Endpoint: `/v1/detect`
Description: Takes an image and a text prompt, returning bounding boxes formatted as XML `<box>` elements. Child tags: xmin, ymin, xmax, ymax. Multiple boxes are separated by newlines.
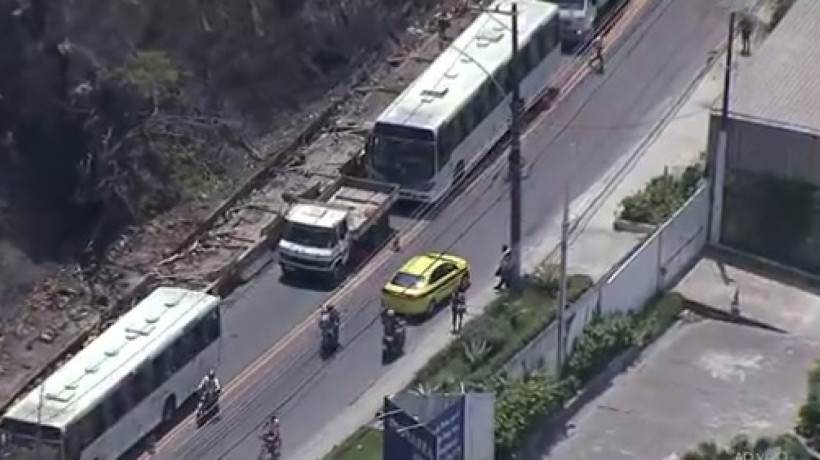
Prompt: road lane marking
<box><xmin>144</xmin><ymin>1</ymin><xmax>651</xmax><ymax>454</ymax></box>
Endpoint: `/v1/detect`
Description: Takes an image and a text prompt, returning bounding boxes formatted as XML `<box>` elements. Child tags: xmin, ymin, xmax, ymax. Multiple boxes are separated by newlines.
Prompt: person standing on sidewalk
<box><xmin>738</xmin><ymin>13</ymin><xmax>753</xmax><ymax>56</ymax></box>
<box><xmin>450</xmin><ymin>289</ymin><xmax>466</xmax><ymax>333</ymax></box>
<box><xmin>494</xmin><ymin>245</ymin><xmax>512</xmax><ymax>290</ymax></box>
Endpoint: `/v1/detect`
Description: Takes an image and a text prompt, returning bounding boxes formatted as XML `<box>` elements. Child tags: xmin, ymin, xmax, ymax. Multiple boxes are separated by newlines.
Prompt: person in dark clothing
<box><xmin>494</xmin><ymin>245</ymin><xmax>512</xmax><ymax>290</ymax></box>
<box><xmin>450</xmin><ymin>288</ymin><xmax>466</xmax><ymax>333</ymax></box>
<box><xmin>738</xmin><ymin>14</ymin><xmax>753</xmax><ymax>56</ymax></box>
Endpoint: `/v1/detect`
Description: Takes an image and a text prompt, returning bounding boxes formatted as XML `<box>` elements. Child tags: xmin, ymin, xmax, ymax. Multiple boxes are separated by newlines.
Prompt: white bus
<box><xmin>0</xmin><ymin>287</ymin><xmax>221</xmax><ymax>460</ymax></box>
<box><xmin>366</xmin><ymin>0</ymin><xmax>562</xmax><ymax>203</ymax></box>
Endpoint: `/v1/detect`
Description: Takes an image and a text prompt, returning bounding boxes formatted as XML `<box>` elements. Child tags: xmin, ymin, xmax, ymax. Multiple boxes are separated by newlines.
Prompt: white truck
<box><xmin>558</xmin><ymin>0</ymin><xmax>622</xmax><ymax>46</ymax></box>
<box><xmin>277</xmin><ymin>176</ymin><xmax>399</xmax><ymax>285</ymax></box>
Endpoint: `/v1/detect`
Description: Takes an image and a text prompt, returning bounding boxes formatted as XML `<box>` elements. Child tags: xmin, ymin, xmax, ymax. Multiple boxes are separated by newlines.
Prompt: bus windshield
<box><xmin>1</xmin><ymin>433</ymin><xmax>62</xmax><ymax>460</ymax></box>
<box><xmin>369</xmin><ymin>126</ymin><xmax>436</xmax><ymax>186</ymax></box>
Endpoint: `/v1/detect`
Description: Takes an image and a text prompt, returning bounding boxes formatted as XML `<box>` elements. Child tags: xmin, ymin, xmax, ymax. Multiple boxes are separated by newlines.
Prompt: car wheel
<box><xmin>424</xmin><ymin>300</ymin><xmax>437</xmax><ymax>318</ymax></box>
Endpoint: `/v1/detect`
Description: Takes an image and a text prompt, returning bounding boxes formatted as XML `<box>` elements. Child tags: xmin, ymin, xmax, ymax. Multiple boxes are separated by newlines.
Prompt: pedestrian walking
<box><xmin>436</xmin><ymin>11</ymin><xmax>451</xmax><ymax>51</ymax></box>
<box><xmin>451</xmin><ymin>289</ymin><xmax>466</xmax><ymax>333</ymax></box>
<box><xmin>590</xmin><ymin>35</ymin><xmax>604</xmax><ymax>73</ymax></box>
<box><xmin>494</xmin><ymin>245</ymin><xmax>512</xmax><ymax>290</ymax></box>
<box><xmin>739</xmin><ymin>14</ymin><xmax>753</xmax><ymax>56</ymax></box>
<box><xmin>730</xmin><ymin>286</ymin><xmax>741</xmax><ymax>317</ymax></box>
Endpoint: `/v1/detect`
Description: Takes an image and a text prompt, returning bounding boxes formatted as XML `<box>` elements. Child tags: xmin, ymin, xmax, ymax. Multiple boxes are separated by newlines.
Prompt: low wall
<box><xmin>502</xmin><ymin>184</ymin><xmax>710</xmax><ymax>377</ymax></box>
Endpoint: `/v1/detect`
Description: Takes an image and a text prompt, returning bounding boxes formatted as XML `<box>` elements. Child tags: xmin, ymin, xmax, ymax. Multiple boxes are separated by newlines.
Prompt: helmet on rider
<box><xmin>270</xmin><ymin>415</ymin><xmax>280</xmax><ymax>427</ymax></box>
<box><xmin>386</xmin><ymin>309</ymin><xmax>395</xmax><ymax>317</ymax></box>
<box><xmin>208</xmin><ymin>369</ymin><xmax>216</xmax><ymax>379</ymax></box>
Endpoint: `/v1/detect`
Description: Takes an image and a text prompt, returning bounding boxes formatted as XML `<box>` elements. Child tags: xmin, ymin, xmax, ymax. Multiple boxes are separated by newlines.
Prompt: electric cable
<box><xmin>17</xmin><ymin>1</ymin><xmax>654</xmax><ymax>458</ymax></box>
<box><xmin>172</xmin><ymin>2</ymin><xmax>661</xmax><ymax>457</ymax></box>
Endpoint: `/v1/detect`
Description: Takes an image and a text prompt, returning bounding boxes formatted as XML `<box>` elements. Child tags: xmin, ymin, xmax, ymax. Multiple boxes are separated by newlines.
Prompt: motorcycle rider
<box><xmin>198</xmin><ymin>369</ymin><xmax>221</xmax><ymax>407</ymax></box>
<box><xmin>382</xmin><ymin>309</ymin><xmax>404</xmax><ymax>340</ymax></box>
<box><xmin>259</xmin><ymin>415</ymin><xmax>282</xmax><ymax>452</ymax></box>
<box><xmin>319</xmin><ymin>305</ymin><xmax>340</xmax><ymax>334</ymax></box>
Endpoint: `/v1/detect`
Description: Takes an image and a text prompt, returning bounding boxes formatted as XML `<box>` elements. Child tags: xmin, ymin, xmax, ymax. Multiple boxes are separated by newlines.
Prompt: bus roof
<box><xmin>376</xmin><ymin>0</ymin><xmax>559</xmax><ymax>132</ymax></box>
<box><xmin>2</xmin><ymin>287</ymin><xmax>220</xmax><ymax>430</ymax></box>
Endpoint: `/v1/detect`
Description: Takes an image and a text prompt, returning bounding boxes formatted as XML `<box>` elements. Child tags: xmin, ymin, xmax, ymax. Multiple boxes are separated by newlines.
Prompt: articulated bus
<box><xmin>0</xmin><ymin>287</ymin><xmax>222</xmax><ymax>460</ymax></box>
<box><xmin>366</xmin><ymin>0</ymin><xmax>563</xmax><ymax>203</ymax></box>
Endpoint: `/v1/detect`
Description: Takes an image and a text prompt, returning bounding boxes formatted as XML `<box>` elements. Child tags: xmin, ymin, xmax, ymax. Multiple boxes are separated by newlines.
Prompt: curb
<box><xmin>612</xmin><ymin>218</ymin><xmax>657</xmax><ymax>234</ymax></box>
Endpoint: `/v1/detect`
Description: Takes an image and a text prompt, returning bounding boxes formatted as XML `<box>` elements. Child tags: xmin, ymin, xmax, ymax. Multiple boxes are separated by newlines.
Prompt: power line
<box><xmin>169</xmin><ymin>6</ymin><xmax>654</xmax><ymax>458</ymax></box>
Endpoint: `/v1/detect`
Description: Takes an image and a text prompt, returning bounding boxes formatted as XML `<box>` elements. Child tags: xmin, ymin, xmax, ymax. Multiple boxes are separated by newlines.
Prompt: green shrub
<box><xmin>412</xmin><ymin>276</ymin><xmax>595</xmax><ymax>389</ymax></box>
<box><xmin>494</xmin><ymin>293</ymin><xmax>684</xmax><ymax>456</ymax></box>
<box><xmin>494</xmin><ymin>372</ymin><xmax>573</xmax><ymax>456</ymax></box>
<box><xmin>619</xmin><ymin>164</ymin><xmax>703</xmax><ymax>225</ymax></box>
<box><xmin>633</xmin><ymin>293</ymin><xmax>685</xmax><ymax>345</ymax></box>
<box><xmin>796</xmin><ymin>362</ymin><xmax>820</xmax><ymax>449</ymax></box>
<box><xmin>563</xmin><ymin>313</ymin><xmax>635</xmax><ymax>385</ymax></box>
<box><xmin>681</xmin><ymin>433</ymin><xmax>814</xmax><ymax>460</ymax></box>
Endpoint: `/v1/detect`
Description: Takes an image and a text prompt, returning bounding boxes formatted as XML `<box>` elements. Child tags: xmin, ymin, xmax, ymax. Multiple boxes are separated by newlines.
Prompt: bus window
<box><xmin>151</xmin><ymin>353</ymin><xmax>171</xmax><ymax>387</ymax></box>
<box><xmin>134</xmin><ymin>365</ymin><xmax>153</xmax><ymax>403</ymax></box>
<box><xmin>89</xmin><ymin>405</ymin><xmax>106</xmax><ymax>440</ymax></box>
<box><xmin>205</xmin><ymin>309</ymin><xmax>221</xmax><ymax>342</ymax></box>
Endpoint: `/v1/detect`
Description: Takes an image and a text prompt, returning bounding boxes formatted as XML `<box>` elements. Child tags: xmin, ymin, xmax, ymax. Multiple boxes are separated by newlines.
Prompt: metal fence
<box><xmin>502</xmin><ymin>183</ymin><xmax>710</xmax><ymax>377</ymax></box>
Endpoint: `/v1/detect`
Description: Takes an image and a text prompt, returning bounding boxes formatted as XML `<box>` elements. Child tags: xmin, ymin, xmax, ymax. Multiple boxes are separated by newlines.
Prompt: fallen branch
<box><xmin>158</xmin><ymin>240</ymin><xmax>200</xmax><ymax>266</ymax></box>
<box><xmin>240</xmin><ymin>137</ymin><xmax>264</xmax><ymax>161</ymax></box>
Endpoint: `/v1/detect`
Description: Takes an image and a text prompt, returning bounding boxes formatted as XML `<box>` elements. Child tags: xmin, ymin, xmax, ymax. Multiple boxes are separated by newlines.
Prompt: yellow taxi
<box><xmin>381</xmin><ymin>252</ymin><xmax>470</xmax><ymax>317</ymax></box>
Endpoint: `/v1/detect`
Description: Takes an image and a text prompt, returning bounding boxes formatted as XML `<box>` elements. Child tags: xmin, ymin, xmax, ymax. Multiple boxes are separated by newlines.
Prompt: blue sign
<box><xmin>383</xmin><ymin>398</ymin><xmax>438</xmax><ymax>460</ymax></box>
<box><xmin>429</xmin><ymin>397</ymin><xmax>465</xmax><ymax>460</ymax></box>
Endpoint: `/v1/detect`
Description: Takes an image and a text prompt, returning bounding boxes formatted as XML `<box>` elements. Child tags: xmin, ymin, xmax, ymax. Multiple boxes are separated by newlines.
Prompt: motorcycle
<box><xmin>319</xmin><ymin>314</ymin><xmax>340</xmax><ymax>358</ymax></box>
<box><xmin>381</xmin><ymin>324</ymin><xmax>406</xmax><ymax>364</ymax></box>
<box><xmin>258</xmin><ymin>434</ymin><xmax>282</xmax><ymax>460</ymax></box>
<box><xmin>195</xmin><ymin>387</ymin><xmax>220</xmax><ymax>427</ymax></box>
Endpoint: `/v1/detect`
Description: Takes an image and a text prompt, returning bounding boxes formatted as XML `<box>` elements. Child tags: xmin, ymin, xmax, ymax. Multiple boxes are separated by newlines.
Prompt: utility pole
<box><xmin>557</xmin><ymin>185</ymin><xmax>570</xmax><ymax>372</ymax></box>
<box><xmin>508</xmin><ymin>1</ymin><xmax>523</xmax><ymax>287</ymax></box>
<box><xmin>721</xmin><ymin>12</ymin><xmax>736</xmax><ymax>125</ymax></box>
<box><xmin>711</xmin><ymin>11</ymin><xmax>735</xmax><ymax>244</ymax></box>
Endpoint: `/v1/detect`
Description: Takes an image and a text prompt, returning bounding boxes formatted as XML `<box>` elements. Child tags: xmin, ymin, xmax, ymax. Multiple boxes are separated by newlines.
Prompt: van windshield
<box><xmin>558</xmin><ymin>0</ymin><xmax>585</xmax><ymax>9</ymax></box>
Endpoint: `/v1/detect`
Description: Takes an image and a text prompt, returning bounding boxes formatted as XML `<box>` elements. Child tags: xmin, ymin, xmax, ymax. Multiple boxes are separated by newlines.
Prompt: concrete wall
<box><xmin>502</xmin><ymin>185</ymin><xmax>710</xmax><ymax>377</ymax></box>
<box><xmin>707</xmin><ymin>112</ymin><xmax>820</xmax><ymax>187</ymax></box>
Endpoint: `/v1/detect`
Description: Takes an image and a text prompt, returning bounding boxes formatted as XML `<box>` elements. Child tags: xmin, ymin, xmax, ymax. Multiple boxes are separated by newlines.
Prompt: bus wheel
<box><xmin>162</xmin><ymin>395</ymin><xmax>176</xmax><ymax>426</ymax></box>
<box><xmin>454</xmin><ymin>160</ymin><xmax>466</xmax><ymax>186</ymax></box>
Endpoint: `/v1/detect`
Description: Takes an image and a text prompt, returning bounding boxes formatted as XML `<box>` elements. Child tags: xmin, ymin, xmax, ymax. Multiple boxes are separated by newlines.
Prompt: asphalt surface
<box><xmin>147</xmin><ymin>0</ymin><xmax>740</xmax><ymax>457</ymax></box>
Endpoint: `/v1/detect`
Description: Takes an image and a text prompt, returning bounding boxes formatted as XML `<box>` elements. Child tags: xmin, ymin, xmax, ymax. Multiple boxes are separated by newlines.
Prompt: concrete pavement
<box><xmin>141</xmin><ymin>0</ymin><xmax>756</xmax><ymax>457</ymax></box>
<box><xmin>539</xmin><ymin>252</ymin><xmax>820</xmax><ymax>459</ymax></box>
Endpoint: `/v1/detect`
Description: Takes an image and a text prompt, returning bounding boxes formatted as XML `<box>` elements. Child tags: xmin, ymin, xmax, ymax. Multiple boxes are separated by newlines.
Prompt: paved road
<box><xmin>146</xmin><ymin>0</ymin><xmax>739</xmax><ymax>457</ymax></box>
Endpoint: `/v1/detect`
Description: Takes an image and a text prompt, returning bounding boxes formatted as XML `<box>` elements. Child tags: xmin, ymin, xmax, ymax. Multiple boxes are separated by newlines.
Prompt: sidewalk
<box><xmin>525</xmin><ymin>54</ymin><xmax>723</xmax><ymax>282</ymax></box>
<box><xmin>289</xmin><ymin>38</ymin><xmax>727</xmax><ymax>460</ymax></box>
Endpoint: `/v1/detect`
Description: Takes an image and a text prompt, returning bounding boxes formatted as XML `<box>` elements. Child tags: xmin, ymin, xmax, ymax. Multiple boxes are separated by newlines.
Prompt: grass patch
<box><xmin>618</xmin><ymin>164</ymin><xmax>702</xmax><ymax>225</ymax></box>
<box><xmin>411</xmin><ymin>274</ymin><xmax>593</xmax><ymax>392</ymax></box>
<box><xmin>324</xmin><ymin>427</ymin><xmax>383</xmax><ymax>460</ymax></box>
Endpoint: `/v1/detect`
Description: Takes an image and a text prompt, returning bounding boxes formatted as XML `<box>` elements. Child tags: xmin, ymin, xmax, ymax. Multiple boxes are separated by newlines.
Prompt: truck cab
<box><xmin>278</xmin><ymin>203</ymin><xmax>352</xmax><ymax>278</ymax></box>
<box><xmin>276</xmin><ymin>176</ymin><xmax>399</xmax><ymax>286</ymax></box>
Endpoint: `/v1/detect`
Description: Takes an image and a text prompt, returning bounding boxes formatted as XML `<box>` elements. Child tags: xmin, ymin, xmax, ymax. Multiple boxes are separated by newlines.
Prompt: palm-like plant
<box><xmin>462</xmin><ymin>339</ymin><xmax>491</xmax><ymax>367</ymax></box>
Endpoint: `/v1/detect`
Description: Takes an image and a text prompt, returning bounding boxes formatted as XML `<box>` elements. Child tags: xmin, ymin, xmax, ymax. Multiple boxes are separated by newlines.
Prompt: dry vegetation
<box><xmin>0</xmin><ymin>0</ymin><xmax>450</xmax><ymax>399</ymax></box>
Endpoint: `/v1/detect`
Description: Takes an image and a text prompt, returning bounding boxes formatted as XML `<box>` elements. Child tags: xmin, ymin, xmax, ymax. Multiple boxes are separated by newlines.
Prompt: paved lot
<box><xmin>541</xmin><ymin>254</ymin><xmax>820</xmax><ymax>459</ymax></box>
